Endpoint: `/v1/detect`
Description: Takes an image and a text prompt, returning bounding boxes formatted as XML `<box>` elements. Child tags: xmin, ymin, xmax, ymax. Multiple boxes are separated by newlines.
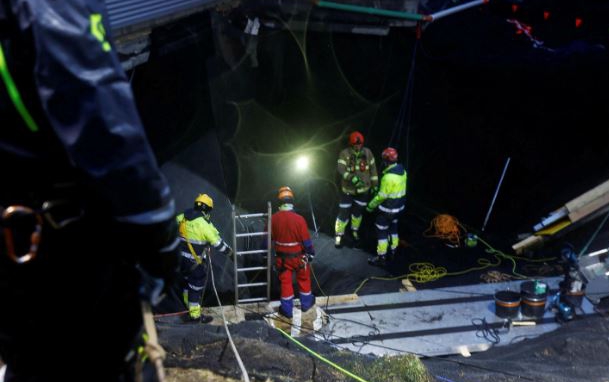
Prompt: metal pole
<box><xmin>307</xmin><ymin>180</ymin><xmax>319</xmax><ymax>237</ymax></box>
<box><xmin>482</xmin><ymin>157</ymin><xmax>511</xmax><ymax>232</ymax></box>
<box><xmin>429</xmin><ymin>0</ymin><xmax>488</xmax><ymax>21</ymax></box>
<box><xmin>314</xmin><ymin>0</ymin><xmax>430</xmax><ymax>21</ymax></box>
<box><xmin>232</xmin><ymin>205</ymin><xmax>239</xmax><ymax>305</ymax></box>
<box><xmin>266</xmin><ymin>201</ymin><xmax>272</xmax><ymax>301</ymax></box>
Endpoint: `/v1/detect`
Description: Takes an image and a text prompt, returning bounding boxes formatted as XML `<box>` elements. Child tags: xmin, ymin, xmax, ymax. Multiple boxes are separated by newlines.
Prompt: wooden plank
<box><xmin>265</xmin><ymin>294</ymin><xmax>359</xmax><ymax>310</ymax></box>
<box><xmin>401</xmin><ymin>279</ymin><xmax>417</xmax><ymax>292</ymax></box>
<box><xmin>568</xmin><ymin>192</ymin><xmax>609</xmax><ymax>223</ymax></box>
<box><xmin>512</xmin><ymin>235</ymin><xmax>544</xmax><ymax>254</ymax></box>
<box><xmin>565</xmin><ymin>180</ymin><xmax>609</xmax><ymax>213</ymax></box>
<box><xmin>315</xmin><ymin>293</ymin><xmax>359</xmax><ymax>306</ymax></box>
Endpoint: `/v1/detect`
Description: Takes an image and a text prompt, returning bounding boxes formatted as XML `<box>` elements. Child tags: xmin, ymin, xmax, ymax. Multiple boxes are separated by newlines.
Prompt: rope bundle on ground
<box><xmin>423</xmin><ymin>214</ymin><xmax>465</xmax><ymax>247</ymax></box>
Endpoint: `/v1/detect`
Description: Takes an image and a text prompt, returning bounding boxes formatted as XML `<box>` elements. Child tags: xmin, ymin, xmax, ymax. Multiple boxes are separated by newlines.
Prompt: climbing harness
<box><xmin>178</xmin><ymin>220</ymin><xmax>205</xmax><ymax>265</ymax></box>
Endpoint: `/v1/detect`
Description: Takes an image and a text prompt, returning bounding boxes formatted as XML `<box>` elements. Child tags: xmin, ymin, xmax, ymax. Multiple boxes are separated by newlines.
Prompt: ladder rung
<box><xmin>236</xmin><ymin>213</ymin><xmax>268</xmax><ymax>219</ymax></box>
<box><xmin>238</xmin><ymin>297</ymin><xmax>268</xmax><ymax>303</ymax></box>
<box><xmin>237</xmin><ymin>282</ymin><xmax>268</xmax><ymax>288</ymax></box>
<box><xmin>237</xmin><ymin>249</ymin><xmax>267</xmax><ymax>255</ymax></box>
<box><xmin>236</xmin><ymin>232</ymin><xmax>267</xmax><ymax>237</ymax></box>
<box><xmin>237</xmin><ymin>266</ymin><xmax>267</xmax><ymax>272</ymax></box>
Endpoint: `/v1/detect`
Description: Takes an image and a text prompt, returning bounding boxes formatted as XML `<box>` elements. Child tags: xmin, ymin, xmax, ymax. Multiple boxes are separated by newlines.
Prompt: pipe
<box><xmin>313</xmin><ymin>0</ymin><xmax>431</xmax><ymax>22</ymax></box>
<box><xmin>428</xmin><ymin>0</ymin><xmax>489</xmax><ymax>21</ymax></box>
<box><xmin>482</xmin><ymin>157</ymin><xmax>511</xmax><ymax>232</ymax></box>
<box><xmin>314</xmin><ymin>0</ymin><xmax>491</xmax><ymax>24</ymax></box>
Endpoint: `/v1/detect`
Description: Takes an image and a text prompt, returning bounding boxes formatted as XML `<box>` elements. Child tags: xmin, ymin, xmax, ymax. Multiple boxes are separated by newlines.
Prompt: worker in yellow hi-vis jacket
<box><xmin>176</xmin><ymin>194</ymin><xmax>233</xmax><ymax>322</ymax></box>
<box><xmin>366</xmin><ymin>147</ymin><xmax>407</xmax><ymax>266</ymax></box>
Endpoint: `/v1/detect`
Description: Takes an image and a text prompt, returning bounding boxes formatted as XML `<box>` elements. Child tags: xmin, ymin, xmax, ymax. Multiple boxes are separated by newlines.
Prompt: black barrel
<box><xmin>521</xmin><ymin>281</ymin><xmax>548</xmax><ymax>318</ymax></box>
<box><xmin>494</xmin><ymin>290</ymin><xmax>521</xmax><ymax>318</ymax></box>
<box><xmin>565</xmin><ymin>290</ymin><xmax>585</xmax><ymax>308</ymax></box>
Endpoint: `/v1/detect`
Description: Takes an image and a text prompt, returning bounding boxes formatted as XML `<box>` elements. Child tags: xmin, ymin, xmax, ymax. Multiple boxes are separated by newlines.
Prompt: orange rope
<box><xmin>153</xmin><ymin>310</ymin><xmax>188</xmax><ymax>319</ymax></box>
<box><xmin>423</xmin><ymin>214</ymin><xmax>465</xmax><ymax>247</ymax></box>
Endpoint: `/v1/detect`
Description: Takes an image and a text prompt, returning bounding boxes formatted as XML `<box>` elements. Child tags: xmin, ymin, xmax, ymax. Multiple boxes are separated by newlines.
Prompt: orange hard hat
<box><xmin>277</xmin><ymin>186</ymin><xmax>294</xmax><ymax>202</ymax></box>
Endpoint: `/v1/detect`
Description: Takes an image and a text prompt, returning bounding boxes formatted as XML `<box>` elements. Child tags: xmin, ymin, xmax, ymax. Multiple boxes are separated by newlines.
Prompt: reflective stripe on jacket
<box><xmin>0</xmin><ymin>0</ymin><xmax>175</xmax><ymax>223</ymax></box>
<box><xmin>271</xmin><ymin>206</ymin><xmax>311</xmax><ymax>254</ymax></box>
<box><xmin>368</xmin><ymin>163</ymin><xmax>407</xmax><ymax>213</ymax></box>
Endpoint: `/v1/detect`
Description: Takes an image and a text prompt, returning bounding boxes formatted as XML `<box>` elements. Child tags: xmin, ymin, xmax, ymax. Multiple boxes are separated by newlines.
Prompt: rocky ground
<box><xmin>160</xmin><ymin>310</ymin><xmax>609</xmax><ymax>382</ymax></box>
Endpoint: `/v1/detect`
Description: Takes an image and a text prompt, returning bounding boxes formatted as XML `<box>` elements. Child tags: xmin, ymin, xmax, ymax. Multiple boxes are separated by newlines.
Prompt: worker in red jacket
<box><xmin>271</xmin><ymin>186</ymin><xmax>316</xmax><ymax>319</ymax></box>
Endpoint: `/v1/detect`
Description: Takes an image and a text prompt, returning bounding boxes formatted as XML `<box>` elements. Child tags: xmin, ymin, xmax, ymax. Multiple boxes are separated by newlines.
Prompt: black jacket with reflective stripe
<box><xmin>0</xmin><ymin>0</ymin><xmax>174</xmax><ymax>226</ymax></box>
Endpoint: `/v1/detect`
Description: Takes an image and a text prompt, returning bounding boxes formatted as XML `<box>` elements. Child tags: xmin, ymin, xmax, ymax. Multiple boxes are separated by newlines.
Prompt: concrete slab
<box><xmin>315</xmin><ymin>277</ymin><xmax>597</xmax><ymax>356</ymax></box>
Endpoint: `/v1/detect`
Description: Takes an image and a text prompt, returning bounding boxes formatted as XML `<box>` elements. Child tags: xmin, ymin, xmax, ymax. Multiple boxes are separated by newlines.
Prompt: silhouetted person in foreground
<box><xmin>0</xmin><ymin>1</ymin><xmax>179</xmax><ymax>380</ymax></box>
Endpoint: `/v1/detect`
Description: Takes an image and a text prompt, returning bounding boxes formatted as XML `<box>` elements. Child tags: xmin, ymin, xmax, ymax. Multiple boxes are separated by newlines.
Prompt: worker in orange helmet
<box><xmin>366</xmin><ymin>147</ymin><xmax>407</xmax><ymax>266</ymax></box>
<box><xmin>335</xmin><ymin>131</ymin><xmax>379</xmax><ymax>248</ymax></box>
<box><xmin>271</xmin><ymin>186</ymin><xmax>316</xmax><ymax>321</ymax></box>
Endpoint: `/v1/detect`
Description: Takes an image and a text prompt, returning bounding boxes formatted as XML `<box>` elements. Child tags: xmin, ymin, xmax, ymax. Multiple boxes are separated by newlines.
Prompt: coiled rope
<box><xmin>423</xmin><ymin>214</ymin><xmax>465</xmax><ymax>247</ymax></box>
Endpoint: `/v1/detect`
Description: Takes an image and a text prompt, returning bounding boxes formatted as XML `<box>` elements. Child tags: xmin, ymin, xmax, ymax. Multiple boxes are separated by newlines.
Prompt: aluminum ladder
<box><xmin>232</xmin><ymin>202</ymin><xmax>272</xmax><ymax>304</ymax></box>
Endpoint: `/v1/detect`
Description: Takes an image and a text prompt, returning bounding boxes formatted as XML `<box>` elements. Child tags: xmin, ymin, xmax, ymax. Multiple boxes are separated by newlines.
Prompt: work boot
<box><xmin>188</xmin><ymin>304</ymin><xmax>202</xmax><ymax>321</ymax></box>
<box><xmin>388</xmin><ymin>248</ymin><xmax>397</xmax><ymax>262</ymax></box>
<box><xmin>199</xmin><ymin>315</ymin><xmax>214</xmax><ymax>324</ymax></box>
<box><xmin>334</xmin><ymin>235</ymin><xmax>343</xmax><ymax>248</ymax></box>
<box><xmin>186</xmin><ymin>304</ymin><xmax>214</xmax><ymax>324</ymax></box>
<box><xmin>368</xmin><ymin>255</ymin><xmax>386</xmax><ymax>266</ymax></box>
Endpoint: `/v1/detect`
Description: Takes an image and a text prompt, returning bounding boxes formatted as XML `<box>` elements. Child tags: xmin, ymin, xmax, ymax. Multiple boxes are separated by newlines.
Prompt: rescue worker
<box><xmin>0</xmin><ymin>1</ymin><xmax>179</xmax><ymax>380</ymax></box>
<box><xmin>366</xmin><ymin>147</ymin><xmax>407</xmax><ymax>266</ymax></box>
<box><xmin>271</xmin><ymin>186</ymin><xmax>316</xmax><ymax>320</ymax></box>
<box><xmin>177</xmin><ymin>193</ymin><xmax>232</xmax><ymax>322</ymax></box>
<box><xmin>335</xmin><ymin>131</ymin><xmax>379</xmax><ymax>248</ymax></box>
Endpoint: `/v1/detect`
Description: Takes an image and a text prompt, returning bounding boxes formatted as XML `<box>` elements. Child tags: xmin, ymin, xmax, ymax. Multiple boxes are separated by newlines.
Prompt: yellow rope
<box><xmin>351</xmin><ymin>235</ymin><xmax>557</xmax><ymax>294</ymax></box>
<box><xmin>275</xmin><ymin>327</ymin><xmax>370</xmax><ymax>382</ymax></box>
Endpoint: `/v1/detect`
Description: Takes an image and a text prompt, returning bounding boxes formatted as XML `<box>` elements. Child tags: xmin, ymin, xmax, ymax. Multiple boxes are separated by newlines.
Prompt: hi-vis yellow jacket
<box><xmin>176</xmin><ymin>209</ymin><xmax>229</xmax><ymax>263</ymax></box>
<box><xmin>368</xmin><ymin>163</ymin><xmax>407</xmax><ymax>214</ymax></box>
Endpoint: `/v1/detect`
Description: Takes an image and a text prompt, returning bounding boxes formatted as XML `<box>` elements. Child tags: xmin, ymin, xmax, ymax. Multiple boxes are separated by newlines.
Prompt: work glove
<box><xmin>351</xmin><ymin>175</ymin><xmax>363</xmax><ymax>187</ymax></box>
<box><xmin>370</xmin><ymin>185</ymin><xmax>379</xmax><ymax>195</ymax></box>
<box><xmin>366</xmin><ymin>205</ymin><xmax>374</xmax><ymax>213</ymax></box>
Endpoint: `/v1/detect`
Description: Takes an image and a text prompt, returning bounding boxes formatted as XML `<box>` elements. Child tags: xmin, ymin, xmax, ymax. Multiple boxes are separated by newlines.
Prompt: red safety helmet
<box><xmin>349</xmin><ymin>131</ymin><xmax>364</xmax><ymax>148</ymax></box>
<box><xmin>381</xmin><ymin>147</ymin><xmax>398</xmax><ymax>163</ymax></box>
<box><xmin>277</xmin><ymin>186</ymin><xmax>294</xmax><ymax>202</ymax></box>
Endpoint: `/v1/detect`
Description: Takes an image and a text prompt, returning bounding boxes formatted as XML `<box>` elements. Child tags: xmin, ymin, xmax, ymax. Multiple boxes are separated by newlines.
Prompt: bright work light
<box><xmin>295</xmin><ymin>155</ymin><xmax>309</xmax><ymax>172</ymax></box>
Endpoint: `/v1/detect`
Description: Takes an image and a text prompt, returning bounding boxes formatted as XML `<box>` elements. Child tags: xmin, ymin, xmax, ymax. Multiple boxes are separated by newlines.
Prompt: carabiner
<box><xmin>2</xmin><ymin>205</ymin><xmax>42</xmax><ymax>264</ymax></box>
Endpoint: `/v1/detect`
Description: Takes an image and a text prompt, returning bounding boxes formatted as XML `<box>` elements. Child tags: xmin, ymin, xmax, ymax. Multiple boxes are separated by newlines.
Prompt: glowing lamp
<box><xmin>295</xmin><ymin>156</ymin><xmax>310</xmax><ymax>172</ymax></box>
